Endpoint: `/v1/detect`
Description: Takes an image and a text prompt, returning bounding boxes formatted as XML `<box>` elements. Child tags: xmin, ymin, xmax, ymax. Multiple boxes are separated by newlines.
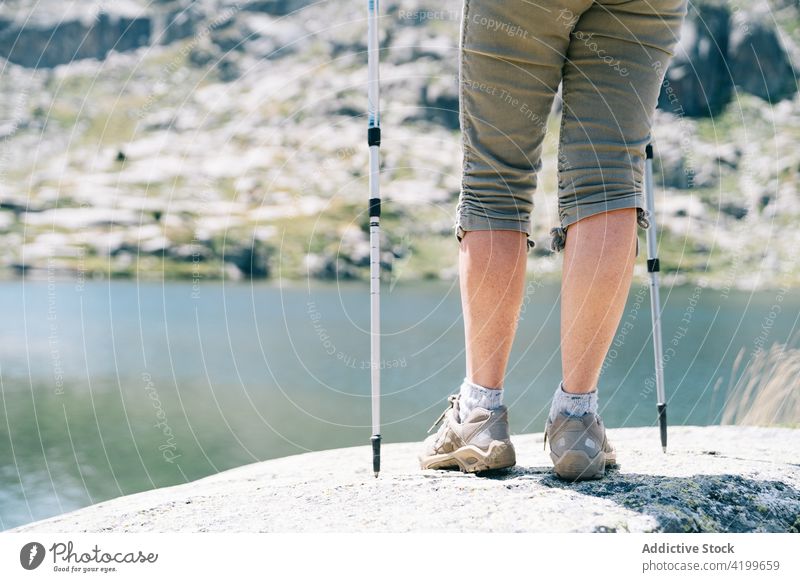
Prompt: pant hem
<box><xmin>454</xmin><ymin>212</ymin><xmax>536</xmax><ymax>251</ymax></box>
<box><xmin>550</xmin><ymin>196</ymin><xmax>648</xmax><ymax>256</ymax></box>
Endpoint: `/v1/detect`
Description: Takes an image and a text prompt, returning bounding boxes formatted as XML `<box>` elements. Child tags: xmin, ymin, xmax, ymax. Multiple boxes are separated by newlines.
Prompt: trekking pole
<box><xmin>367</xmin><ymin>0</ymin><xmax>382</xmax><ymax>477</ymax></box>
<box><xmin>644</xmin><ymin>143</ymin><xmax>668</xmax><ymax>453</ymax></box>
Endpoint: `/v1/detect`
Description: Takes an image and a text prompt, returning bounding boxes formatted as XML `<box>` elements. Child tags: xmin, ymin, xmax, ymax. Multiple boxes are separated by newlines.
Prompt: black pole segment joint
<box><xmin>368</xmin><ymin>127</ymin><xmax>381</xmax><ymax>147</ymax></box>
<box><xmin>657</xmin><ymin>403</ymin><xmax>667</xmax><ymax>451</ymax></box>
<box><xmin>369</xmin><ymin>197</ymin><xmax>381</xmax><ymax>218</ymax></box>
<box><xmin>647</xmin><ymin>258</ymin><xmax>660</xmax><ymax>273</ymax></box>
<box><xmin>645</xmin><ymin>143</ymin><xmax>653</xmax><ymax>159</ymax></box>
<box><xmin>371</xmin><ymin>434</ymin><xmax>381</xmax><ymax>475</ymax></box>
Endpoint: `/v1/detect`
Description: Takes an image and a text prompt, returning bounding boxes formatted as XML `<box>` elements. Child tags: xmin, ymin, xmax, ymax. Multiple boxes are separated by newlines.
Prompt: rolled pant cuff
<box><xmin>550</xmin><ymin>195</ymin><xmax>650</xmax><ymax>256</ymax></box>
<box><xmin>454</xmin><ymin>212</ymin><xmax>536</xmax><ymax>251</ymax></box>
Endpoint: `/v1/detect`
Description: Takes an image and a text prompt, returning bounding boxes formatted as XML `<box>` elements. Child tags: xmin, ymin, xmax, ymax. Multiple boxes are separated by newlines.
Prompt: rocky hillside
<box><xmin>8</xmin><ymin>426</ymin><xmax>800</xmax><ymax>533</ymax></box>
<box><xmin>1</xmin><ymin>0</ymin><xmax>799</xmax><ymax>287</ymax></box>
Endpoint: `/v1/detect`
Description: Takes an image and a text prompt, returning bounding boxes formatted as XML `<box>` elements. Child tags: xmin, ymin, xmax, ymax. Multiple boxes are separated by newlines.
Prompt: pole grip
<box><xmin>371</xmin><ymin>434</ymin><xmax>381</xmax><ymax>476</ymax></box>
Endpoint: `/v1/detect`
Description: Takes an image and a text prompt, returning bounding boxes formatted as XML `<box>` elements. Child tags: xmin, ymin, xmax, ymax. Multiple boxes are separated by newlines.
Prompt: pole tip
<box><xmin>371</xmin><ymin>434</ymin><xmax>381</xmax><ymax>476</ymax></box>
<box><xmin>662</xmin><ymin>446</ymin><xmax>667</xmax><ymax>454</ymax></box>
<box><xmin>374</xmin><ymin>472</ymin><xmax>379</xmax><ymax>478</ymax></box>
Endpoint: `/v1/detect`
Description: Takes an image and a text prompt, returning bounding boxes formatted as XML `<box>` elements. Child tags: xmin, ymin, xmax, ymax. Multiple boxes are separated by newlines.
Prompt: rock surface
<box><xmin>9</xmin><ymin>426</ymin><xmax>800</xmax><ymax>533</ymax></box>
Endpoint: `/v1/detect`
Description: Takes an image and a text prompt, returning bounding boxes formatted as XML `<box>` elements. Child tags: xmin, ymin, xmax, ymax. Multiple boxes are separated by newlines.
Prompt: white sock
<box><xmin>458</xmin><ymin>378</ymin><xmax>503</xmax><ymax>423</ymax></box>
<box><xmin>548</xmin><ymin>380</ymin><xmax>598</xmax><ymax>422</ymax></box>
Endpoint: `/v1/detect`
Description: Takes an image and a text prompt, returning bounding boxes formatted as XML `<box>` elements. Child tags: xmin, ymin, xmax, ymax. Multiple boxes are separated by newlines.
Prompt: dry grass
<box><xmin>719</xmin><ymin>330</ymin><xmax>800</xmax><ymax>428</ymax></box>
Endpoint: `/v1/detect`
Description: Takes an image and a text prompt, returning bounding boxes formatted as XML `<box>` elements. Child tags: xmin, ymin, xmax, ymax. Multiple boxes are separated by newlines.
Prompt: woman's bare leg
<box><xmin>459</xmin><ymin>230</ymin><xmax>528</xmax><ymax>390</ymax></box>
<box><xmin>560</xmin><ymin>207</ymin><xmax>638</xmax><ymax>394</ymax></box>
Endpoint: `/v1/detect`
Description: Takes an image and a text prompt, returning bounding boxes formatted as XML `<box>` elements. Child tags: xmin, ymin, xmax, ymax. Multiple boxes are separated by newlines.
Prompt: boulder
<box><xmin>0</xmin><ymin>6</ymin><xmax>151</xmax><ymax>68</ymax></box>
<box><xmin>658</xmin><ymin>2</ymin><xmax>732</xmax><ymax>117</ymax></box>
<box><xmin>729</xmin><ymin>8</ymin><xmax>797</xmax><ymax>103</ymax></box>
<box><xmin>657</xmin><ymin>1</ymin><xmax>797</xmax><ymax>117</ymax></box>
<box><xmin>242</xmin><ymin>0</ymin><xmax>315</xmax><ymax>17</ymax></box>
<box><xmin>417</xmin><ymin>74</ymin><xmax>460</xmax><ymax>130</ymax></box>
<box><xmin>223</xmin><ymin>241</ymin><xmax>271</xmax><ymax>278</ymax></box>
<box><xmin>158</xmin><ymin>3</ymin><xmax>203</xmax><ymax>45</ymax></box>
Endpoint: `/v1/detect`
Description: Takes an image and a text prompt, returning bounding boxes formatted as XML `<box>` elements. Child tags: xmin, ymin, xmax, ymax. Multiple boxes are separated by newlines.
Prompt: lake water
<box><xmin>1</xmin><ymin>279</ymin><xmax>798</xmax><ymax>530</ymax></box>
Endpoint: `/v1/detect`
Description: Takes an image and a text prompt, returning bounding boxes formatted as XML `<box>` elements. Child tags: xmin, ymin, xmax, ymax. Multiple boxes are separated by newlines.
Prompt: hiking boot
<box><xmin>544</xmin><ymin>411</ymin><xmax>617</xmax><ymax>481</ymax></box>
<box><xmin>418</xmin><ymin>393</ymin><xmax>516</xmax><ymax>473</ymax></box>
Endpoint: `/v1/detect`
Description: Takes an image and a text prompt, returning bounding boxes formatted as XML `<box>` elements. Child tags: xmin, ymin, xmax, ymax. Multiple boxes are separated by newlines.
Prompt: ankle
<box><xmin>561</xmin><ymin>379</ymin><xmax>597</xmax><ymax>394</ymax></box>
<box><xmin>548</xmin><ymin>380</ymin><xmax>598</xmax><ymax>422</ymax></box>
<box><xmin>458</xmin><ymin>378</ymin><xmax>503</xmax><ymax>422</ymax></box>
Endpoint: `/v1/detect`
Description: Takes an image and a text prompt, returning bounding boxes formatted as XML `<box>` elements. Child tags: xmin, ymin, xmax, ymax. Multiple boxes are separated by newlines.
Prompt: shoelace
<box><xmin>427</xmin><ymin>393</ymin><xmax>459</xmax><ymax>434</ymax></box>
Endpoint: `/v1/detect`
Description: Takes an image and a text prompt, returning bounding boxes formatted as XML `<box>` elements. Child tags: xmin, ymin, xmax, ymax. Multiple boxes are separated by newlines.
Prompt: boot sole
<box><xmin>550</xmin><ymin>450</ymin><xmax>611</xmax><ymax>481</ymax></box>
<box><xmin>419</xmin><ymin>441</ymin><xmax>516</xmax><ymax>473</ymax></box>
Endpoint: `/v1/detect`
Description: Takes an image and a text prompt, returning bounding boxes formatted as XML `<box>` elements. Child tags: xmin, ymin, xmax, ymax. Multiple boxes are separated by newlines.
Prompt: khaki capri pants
<box><xmin>455</xmin><ymin>0</ymin><xmax>689</xmax><ymax>253</ymax></box>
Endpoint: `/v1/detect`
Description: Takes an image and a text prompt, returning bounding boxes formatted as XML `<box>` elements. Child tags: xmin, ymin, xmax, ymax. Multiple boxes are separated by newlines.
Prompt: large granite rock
<box><xmin>0</xmin><ymin>0</ymin><xmax>206</xmax><ymax>67</ymax></box>
<box><xmin>658</xmin><ymin>0</ymin><xmax>798</xmax><ymax>117</ymax></box>
<box><xmin>9</xmin><ymin>426</ymin><xmax>800</xmax><ymax>533</ymax></box>
<box><xmin>242</xmin><ymin>0</ymin><xmax>315</xmax><ymax>16</ymax></box>
<box><xmin>729</xmin><ymin>7</ymin><xmax>797</xmax><ymax>103</ymax></box>
<box><xmin>658</xmin><ymin>2</ymin><xmax>733</xmax><ymax>117</ymax></box>
<box><xmin>0</xmin><ymin>2</ymin><xmax>152</xmax><ymax>68</ymax></box>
